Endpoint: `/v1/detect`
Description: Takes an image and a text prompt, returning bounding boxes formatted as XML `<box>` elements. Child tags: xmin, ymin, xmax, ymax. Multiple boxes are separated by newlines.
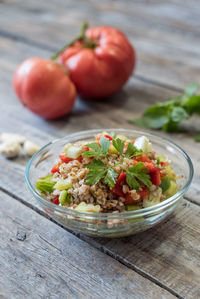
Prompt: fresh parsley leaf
<box><xmin>126</xmin><ymin>170</ymin><xmax>140</xmax><ymax>190</ymax></box>
<box><xmin>82</xmin><ymin>138</ymin><xmax>109</xmax><ymax>158</ymax></box>
<box><xmin>160</xmin><ymin>177</ymin><xmax>171</xmax><ymax>192</ymax></box>
<box><xmin>183</xmin><ymin>95</ymin><xmax>200</xmax><ymax>115</ymax></box>
<box><xmin>99</xmin><ymin>136</ymin><xmax>109</xmax><ymax>154</ymax></box>
<box><xmin>112</xmin><ymin>138</ymin><xmax>124</xmax><ymax>154</ymax></box>
<box><xmin>170</xmin><ymin>106</ymin><xmax>188</xmax><ymax>123</ymax></box>
<box><xmin>194</xmin><ymin>133</ymin><xmax>200</xmax><ymax>142</ymax></box>
<box><xmin>85</xmin><ymin>159</ymin><xmax>107</xmax><ymax>185</ymax></box>
<box><xmin>129</xmin><ymin>82</ymin><xmax>200</xmax><ymax>140</ymax></box>
<box><xmin>85</xmin><ymin>159</ymin><xmax>117</xmax><ymax>187</ymax></box>
<box><xmin>130</xmin><ymin>105</ymin><xmax>170</xmax><ymax>129</ymax></box>
<box><xmin>125</xmin><ymin>143</ymin><xmax>143</xmax><ymax>158</ymax></box>
<box><xmin>104</xmin><ymin>168</ymin><xmax>117</xmax><ymax>188</ymax></box>
<box><xmin>126</xmin><ymin>162</ymin><xmax>152</xmax><ymax>190</ymax></box>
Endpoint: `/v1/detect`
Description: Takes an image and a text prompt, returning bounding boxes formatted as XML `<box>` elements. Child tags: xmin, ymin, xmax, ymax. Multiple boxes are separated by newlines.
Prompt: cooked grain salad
<box><xmin>36</xmin><ymin>132</ymin><xmax>181</xmax><ymax>213</ymax></box>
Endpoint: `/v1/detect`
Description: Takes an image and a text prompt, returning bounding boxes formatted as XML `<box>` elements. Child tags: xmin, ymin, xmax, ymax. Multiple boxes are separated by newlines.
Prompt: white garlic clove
<box><xmin>23</xmin><ymin>140</ymin><xmax>40</xmax><ymax>156</ymax></box>
<box><xmin>0</xmin><ymin>142</ymin><xmax>22</xmax><ymax>158</ymax></box>
<box><xmin>0</xmin><ymin>133</ymin><xmax>25</xmax><ymax>145</ymax></box>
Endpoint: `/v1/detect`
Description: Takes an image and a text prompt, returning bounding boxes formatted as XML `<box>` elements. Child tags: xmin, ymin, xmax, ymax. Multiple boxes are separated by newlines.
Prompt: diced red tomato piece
<box><xmin>160</xmin><ymin>161</ymin><xmax>169</xmax><ymax>166</ymax></box>
<box><xmin>59</xmin><ymin>154</ymin><xmax>72</xmax><ymax>164</ymax></box>
<box><xmin>104</xmin><ymin>134</ymin><xmax>113</xmax><ymax>141</ymax></box>
<box><xmin>52</xmin><ymin>196</ymin><xmax>59</xmax><ymax>205</ymax></box>
<box><xmin>135</xmin><ymin>153</ymin><xmax>151</xmax><ymax>163</ymax></box>
<box><xmin>51</xmin><ymin>164</ymin><xmax>60</xmax><ymax>173</ymax></box>
<box><xmin>150</xmin><ymin>169</ymin><xmax>161</xmax><ymax>185</ymax></box>
<box><xmin>144</xmin><ymin>162</ymin><xmax>157</xmax><ymax>172</ymax></box>
<box><xmin>111</xmin><ymin>172</ymin><xmax>126</xmax><ymax>197</ymax></box>
<box><xmin>137</xmin><ymin>187</ymin><xmax>148</xmax><ymax>199</ymax></box>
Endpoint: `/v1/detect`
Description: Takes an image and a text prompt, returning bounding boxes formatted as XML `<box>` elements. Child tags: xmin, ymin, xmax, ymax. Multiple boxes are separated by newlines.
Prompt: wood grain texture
<box><xmin>1</xmin><ymin>0</ymin><xmax>200</xmax><ymax>89</ymax></box>
<box><xmin>0</xmin><ymin>1</ymin><xmax>200</xmax><ymax>298</ymax></box>
<box><xmin>0</xmin><ymin>191</ymin><xmax>175</xmax><ymax>299</ymax></box>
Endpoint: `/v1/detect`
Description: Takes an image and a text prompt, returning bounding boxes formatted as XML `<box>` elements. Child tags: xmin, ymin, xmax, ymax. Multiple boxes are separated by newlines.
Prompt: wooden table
<box><xmin>0</xmin><ymin>1</ymin><xmax>200</xmax><ymax>298</ymax></box>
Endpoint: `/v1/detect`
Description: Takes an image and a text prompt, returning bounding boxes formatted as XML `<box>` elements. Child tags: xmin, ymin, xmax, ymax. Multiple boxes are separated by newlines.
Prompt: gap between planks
<box><xmin>0</xmin><ymin>186</ymin><xmax>185</xmax><ymax>299</ymax></box>
<box><xmin>0</xmin><ymin>29</ymin><xmax>184</xmax><ymax>94</ymax></box>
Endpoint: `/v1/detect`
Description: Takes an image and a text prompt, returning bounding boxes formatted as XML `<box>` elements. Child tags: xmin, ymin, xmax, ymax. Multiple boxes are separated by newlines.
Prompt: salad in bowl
<box><xmin>26</xmin><ymin>129</ymin><xmax>193</xmax><ymax>237</ymax></box>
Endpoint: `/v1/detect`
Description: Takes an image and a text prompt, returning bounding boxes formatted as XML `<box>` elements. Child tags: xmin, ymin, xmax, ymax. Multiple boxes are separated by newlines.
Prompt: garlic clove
<box><xmin>23</xmin><ymin>140</ymin><xmax>40</xmax><ymax>156</ymax></box>
<box><xmin>0</xmin><ymin>142</ymin><xmax>22</xmax><ymax>158</ymax></box>
<box><xmin>0</xmin><ymin>133</ymin><xmax>25</xmax><ymax>145</ymax></box>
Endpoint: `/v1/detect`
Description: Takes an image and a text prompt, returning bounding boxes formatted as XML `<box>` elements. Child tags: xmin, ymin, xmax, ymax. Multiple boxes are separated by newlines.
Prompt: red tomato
<box><xmin>51</xmin><ymin>164</ymin><xmax>60</xmax><ymax>173</ymax></box>
<box><xmin>134</xmin><ymin>153</ymin><xmax>151</xmax><ymax>163</ymax></box>
<box><xmin>13</xmin><ymin>58</ymin><xmax>76</xmax><ymax>119</ymax></box>
<box><xmin>52</xmin><ymin>196</ymin><xmax>59</xmax><ymax>205</ymax></box>
<box><xmin>104</xmin><ymin>134</ymin><xmax>113</xmax><ymax>141</ymax></box>
<box><xmin>150</xmin><ymin>169</ymin><xmax>161</xmax><ymax>186</ymax></box>
<box><xmin>59</xmin><ymin>155</ymin><xmax>72</xmax><ymax>163</ymax></box>
<box><xmin>111</xmin><ymin>172</ymin><xmax>126</xmax><ymax>197</ymax></box>
<box><xmin>58</xmin><ymin>26</ymin><xmax>135</xmax><ymax>99</ymax></box>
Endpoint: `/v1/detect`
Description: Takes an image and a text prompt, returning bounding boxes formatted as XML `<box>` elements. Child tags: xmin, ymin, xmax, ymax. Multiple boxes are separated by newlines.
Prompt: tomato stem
<box><xmin>51</xmin><ymin>21</ymin><xmax>96</xmax><ymax>61</ymax></box>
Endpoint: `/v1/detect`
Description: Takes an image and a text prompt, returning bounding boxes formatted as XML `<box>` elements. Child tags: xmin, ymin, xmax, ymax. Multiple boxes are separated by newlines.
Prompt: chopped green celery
<box><xmin>156</xmin><ymin>154</ymin><xmax>166</xmax><ymax>162</ymax></box>
<box><xmin>75</xmin><ymin>202</ymin><xmax>101</xmax><ymax>213</ymax></box>
<box><xmin>165</xmin><ymin>166</ymin><xmax>177</xmax><ymax>180</ymax></box>
<box><xmin>126</xmin><ymin>204</ymin><xmax>141</xmax><ymax>211</ymax></box>
<box><xmin>65</xmin><ymin>145</ymin><xmax>82</xmax><ymax>159</ymax></box>
<box><xmin>160</xmin><ymin>177</ymin><xmax>171</xmax><ymax>192</ymax></box>
<box><xmin>54</xmin><ymin>178</ymin><xmax>73</xmax><ymax>190</ymax></box>
<box><xmin>116</xmin><ymin>134</ymin><xmax>127</xmax><ymax>142</ymax></box>
<box><xmin>59</xmin><ymin>190</ymin><xmax>71</xmax><ymax>205</ymax></box>
<box><xmin>36</xmin><ymin>178</ymin><xmax>56</xmax><ymax>193</ymax></box>
<box><xmin>143</xmin><ymin>187</ymin><xmax>162</xmax><ymax>208</ymax></box>
<box><xmin>164</xmin><ymin>180</ymin><xmax>177</xmax><ymax>198</ymax></box>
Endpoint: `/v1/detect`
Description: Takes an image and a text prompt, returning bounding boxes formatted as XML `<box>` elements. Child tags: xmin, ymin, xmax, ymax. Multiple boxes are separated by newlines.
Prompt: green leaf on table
<box><xmin>183</xmin><ymin>95</ymin><xmax>200</xmax><ymax>115</ymax></box>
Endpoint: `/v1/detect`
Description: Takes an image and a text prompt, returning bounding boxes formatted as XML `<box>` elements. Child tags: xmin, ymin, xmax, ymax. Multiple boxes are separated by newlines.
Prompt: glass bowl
<box><xmin>26</xmin><ymin>129</ymin><xmax>193</xmax><ymax>238</ymax></box>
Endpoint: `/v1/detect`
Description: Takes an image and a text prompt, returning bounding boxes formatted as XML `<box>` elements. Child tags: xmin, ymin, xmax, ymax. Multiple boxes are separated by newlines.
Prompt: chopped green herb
<box><xmin>82</xmin><ymin>137</ymin><xmax>109</xmax><ymax>158</ymax></box>
<box><xmin>126</xmin><ymin>162</ymin><xmax>152</xmax><ymax>190</ymax></box>
<box><xmin>99</xmin><ymin>136</ymin><xmax>110</xmax><ymax>154</ymax></box>
<box><xmin>124</xmin><ymin>143</ymin><xmax>143</xmax><ymax>158</ymax></box>
<box><xmin>85</xmin><ymin>159</ymin><xmax>117</xmax><ymax>188</ymax></box>
<box><xmin>112</xmin><ymin>138</ymin><xmax>124</xmax><ymax>155</ymax></box>
<box><xmin>104</xmin><ymin>168</ymin><xmax>118</xmax><ymax>188</ymax></box>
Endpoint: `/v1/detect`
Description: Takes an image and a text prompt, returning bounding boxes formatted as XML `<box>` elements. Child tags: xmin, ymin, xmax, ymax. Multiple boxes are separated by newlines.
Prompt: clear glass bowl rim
<box><xmin>25</xmin><ymin>128</ymin><xmax>194</xmax><ymax>220</ymax></box>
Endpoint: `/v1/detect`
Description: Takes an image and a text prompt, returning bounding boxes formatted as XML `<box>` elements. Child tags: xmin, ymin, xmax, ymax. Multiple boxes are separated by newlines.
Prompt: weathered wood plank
<box><xmin>1</xmin><ymin>0</ymin><xmax>200</xmax><ymax>89</ymax></box>
<box><xmin>0</xmin><ymin>191</ymin><xmax>175</xmax><ymax>299</ymax></box>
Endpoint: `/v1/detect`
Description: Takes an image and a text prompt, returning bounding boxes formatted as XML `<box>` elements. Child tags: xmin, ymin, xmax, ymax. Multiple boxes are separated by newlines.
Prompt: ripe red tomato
<box><xmin>58</xmin><ymin>26</ymin><xmax>136</xmax><ymax>99</ymax></box>
<box><xmin>13</xmin><ymin>58</ymin><xmax>76</xmax><ymax>119</ymax></box>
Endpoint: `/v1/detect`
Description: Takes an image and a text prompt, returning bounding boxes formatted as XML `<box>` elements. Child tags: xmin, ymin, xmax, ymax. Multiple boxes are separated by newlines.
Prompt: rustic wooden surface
<box><xmin>0</xmin><ymin>0</ymin><xmax>200</xmax><ymax>298</ymax></box>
